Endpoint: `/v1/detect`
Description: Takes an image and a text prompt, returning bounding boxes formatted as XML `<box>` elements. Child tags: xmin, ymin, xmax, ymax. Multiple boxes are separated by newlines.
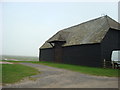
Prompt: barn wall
<box><xmin>40</xmin><ymin>29</ymin><xmax>120</xmax><ymax>67</ymax></box>
<box><xmin>39</xmin><ymin>44</ymin><xmax>102</xmax><ymax>67</ymax></box>
<box><xmin>39</xmin><ymin>48</ymin><xmax>54</xmax><ymax>62</ymax></box>
<box><xmin>101</xmin><ymin>29</ymin><xmax>120</xmax><ymax>62</ymax></box>
<box><xmin>62</xmin><ymin>44</ymin><xmax>102</xmax><ymax>67</ymax></box>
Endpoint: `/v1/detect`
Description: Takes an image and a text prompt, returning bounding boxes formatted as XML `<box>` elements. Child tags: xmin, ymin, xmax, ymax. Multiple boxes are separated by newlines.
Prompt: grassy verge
<box><xmin>0</xmin><ymin>64</ymin><xmax>2</xmax><ymax>83</ymax></box>
<box><xmin>2</xmin><ymin>63</ymin><xmax>40</xmax><ymax>84</ymax></box>
<box><xmin>5</xmin><ymin>60</ymin><xmax>119</xmax><ymax>77</ymax></box>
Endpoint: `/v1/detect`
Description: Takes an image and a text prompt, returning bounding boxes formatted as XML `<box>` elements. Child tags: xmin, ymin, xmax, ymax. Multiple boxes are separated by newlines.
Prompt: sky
<box><xmin>0</xmin><ymin>1</ymin><xmax>119</xmax><ymax>57</ymax></box>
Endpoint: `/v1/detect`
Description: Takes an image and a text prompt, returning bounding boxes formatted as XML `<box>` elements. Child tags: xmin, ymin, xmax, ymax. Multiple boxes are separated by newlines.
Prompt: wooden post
<box><xmin>103</xmin><ymin>59</ymin><xmax>106</xmax><ymax>68</ymax></box>
<box><xmin>111</xmin><ymin>61</ymin><xmax>114</xmax><ymax>69</ymax></box>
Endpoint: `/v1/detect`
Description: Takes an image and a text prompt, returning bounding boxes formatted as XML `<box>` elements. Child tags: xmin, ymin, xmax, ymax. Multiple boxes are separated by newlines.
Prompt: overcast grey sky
<box><xmin>1</xmin><ymin>1</ymin><xmax>119</xmax><ymax>57</ymax></box>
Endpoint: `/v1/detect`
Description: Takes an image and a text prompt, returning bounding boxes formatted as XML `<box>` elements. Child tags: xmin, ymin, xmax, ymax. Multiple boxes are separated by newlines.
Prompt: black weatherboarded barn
<box><xmin>39</xmin><ymin>15</ymin><xmax>120</xmax><ymax>67</ymax></box>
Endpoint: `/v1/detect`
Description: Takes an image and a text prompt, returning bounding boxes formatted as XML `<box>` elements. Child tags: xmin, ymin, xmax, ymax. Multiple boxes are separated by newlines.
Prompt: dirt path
<box><xmin>3</xmin><ymin>63</ymin><xmax>118</xmax><ymax>88</ymax></box>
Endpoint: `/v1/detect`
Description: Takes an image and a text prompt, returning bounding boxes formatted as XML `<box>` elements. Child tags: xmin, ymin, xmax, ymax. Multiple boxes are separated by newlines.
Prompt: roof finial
<box><xmin>101</xmin><ymin>13</ymin><xmax>107</xmax><ymax>17</ymax></box>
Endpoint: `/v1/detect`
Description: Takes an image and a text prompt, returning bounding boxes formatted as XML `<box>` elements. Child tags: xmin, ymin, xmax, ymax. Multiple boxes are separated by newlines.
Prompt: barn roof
<box><xmin>40</xmin><ymin>15</ymin><xmax>120</xmax><ymax>49</ymax></box>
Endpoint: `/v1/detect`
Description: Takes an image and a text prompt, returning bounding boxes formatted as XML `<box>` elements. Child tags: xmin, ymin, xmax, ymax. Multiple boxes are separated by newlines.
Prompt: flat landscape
<box><xmin>1</xmin><ymin>55</ymin><xmax>119</xmax><ymax>88</ymax></box>
<box><xmin>2</xmin><ymin>55</ymin><xmax>39</xmax><ymax>61</ymax></box>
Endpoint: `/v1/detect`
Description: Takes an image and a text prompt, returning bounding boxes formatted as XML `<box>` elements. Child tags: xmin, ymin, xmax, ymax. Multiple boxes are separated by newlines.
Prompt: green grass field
<box><xmin>2</xmin><ymin>63</ymin><xmax>40</xmax><ymax>84</ymax></box>
<box><xmin>33</xmin><ymin>61</ymin><xmax>119</xmax><ymax>77</ymax></box>
<box><xmin>6</xmin><ymin>60</ymin><xmax>119</xmax><ymax>77</ymax></box>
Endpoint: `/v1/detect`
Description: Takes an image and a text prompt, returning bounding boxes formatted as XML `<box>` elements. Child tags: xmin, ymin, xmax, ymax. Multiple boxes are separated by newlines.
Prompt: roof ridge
<box><xmin>62</xmin><ymin>15</ymin><xmax>108</xmax><ymax>31</ymax></box>
<box><xmin>106</xmin><ymin>15</ymin><xmax>119</xmax><ymax>23</ymax></box>
<box><xmin>105</xmin><ymin>15</ymin><xmax>111</xmax><ymax>28</ymax></box>
<box><xmin>40</xmin><ymin>15</ymin><xmax>119</xmax><ymax>49</ymax></box>
<box><xmin>105</xmin><ymin>15</ymin><xmax>120</xmax><ymax>30</ymax></box>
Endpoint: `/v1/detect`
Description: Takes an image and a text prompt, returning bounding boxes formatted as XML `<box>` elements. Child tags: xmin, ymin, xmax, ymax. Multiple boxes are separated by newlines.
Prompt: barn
<box><xmin>39</xmin><ymin>15</ymin><xmax>120</xmax><ymax>67</ymax></box>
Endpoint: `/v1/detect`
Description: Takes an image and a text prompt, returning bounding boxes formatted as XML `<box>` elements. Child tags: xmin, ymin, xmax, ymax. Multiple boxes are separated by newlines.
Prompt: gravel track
<box><xmin>3</xmin><ymin>63</ymin><xmax>118</xmax><ymax>88</ymax></box>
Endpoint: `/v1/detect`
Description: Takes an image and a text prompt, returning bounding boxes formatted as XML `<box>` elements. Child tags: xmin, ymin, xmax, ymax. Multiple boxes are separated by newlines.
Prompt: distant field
<box><xmin>2</xmin><ymin>55</ymin><xmax>39</xmax><ymax>61</ymax></box>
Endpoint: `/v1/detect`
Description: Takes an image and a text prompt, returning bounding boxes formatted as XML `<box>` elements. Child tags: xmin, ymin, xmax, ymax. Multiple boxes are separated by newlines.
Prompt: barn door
<box><xmin>54</xmin><ymin>42</ymin><xmax>63</xmax><ymax>63</ymax></box>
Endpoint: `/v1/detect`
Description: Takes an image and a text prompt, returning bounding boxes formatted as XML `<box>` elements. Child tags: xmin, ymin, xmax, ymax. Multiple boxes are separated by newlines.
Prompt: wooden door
<box><xmin>54</xmin><ymin>42</ymin><xmax>63</xmax><ymax>63</ymax></box>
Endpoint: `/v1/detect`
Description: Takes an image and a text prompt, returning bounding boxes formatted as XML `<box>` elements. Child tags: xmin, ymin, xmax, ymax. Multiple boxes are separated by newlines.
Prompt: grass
<box><xmin>0</xmin><ymin>64</ymin><xmax>2</xmax><ymax>83</ymax></box>
<box><xmin>5</xmin><ymin>60</ymin><xmax>120</xmax><ymax>77</ymax></box>
<box><xmin>2</xmin><ymin>63</ymin><xmax>40</xmax><ymax>84</ymax></box>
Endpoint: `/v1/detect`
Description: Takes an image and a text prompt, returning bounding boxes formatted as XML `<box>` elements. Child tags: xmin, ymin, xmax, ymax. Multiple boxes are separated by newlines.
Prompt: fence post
<box><xmin>103</xmin><ymin>59</ymin><xmax>106</xmax><ymax>68</ymax></box>
<box><xmin>111</xmin><ymin>61</ymin><xmax>114</xmax><ymax>69</ymax></box>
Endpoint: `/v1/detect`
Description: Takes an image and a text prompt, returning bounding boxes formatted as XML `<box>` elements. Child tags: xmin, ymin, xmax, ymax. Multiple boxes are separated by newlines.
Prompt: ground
<box><xmin>2</xmin><ymin>63</ymin><xmax>118</xmax><ymax>88</ymax></box>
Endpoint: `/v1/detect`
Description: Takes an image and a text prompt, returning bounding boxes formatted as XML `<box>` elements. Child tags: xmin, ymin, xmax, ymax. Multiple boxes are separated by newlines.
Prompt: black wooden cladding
<box><xmin>40</xmin><ymin>44</ymin><xmax>102</xmax><ymax>67</ymax></box>
<box><xmin>39</xmin><ymin>48</ymin><xmax>54</xmax><ymax>62</ymax></box>
<box><xmin>101</xmin><ymin>29</ymin><xmax>120</xmax><ymax>61</ymax></box>
<box><xmin>39</xmin><ymin>29</ymin><xmax>120</xmax><ymax>67</ymax></box>
<box><xmin>62</xmin><ymin>44</ymin><xmax>101</xmax><ymax>67</ymax></box>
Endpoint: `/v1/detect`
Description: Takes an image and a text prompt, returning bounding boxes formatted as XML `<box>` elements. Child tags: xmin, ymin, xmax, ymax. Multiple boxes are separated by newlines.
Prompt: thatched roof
<box><xmin>40</xmin><ymin>15</ymin><xmax>120</xmax><ymax>49</ymax></box>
